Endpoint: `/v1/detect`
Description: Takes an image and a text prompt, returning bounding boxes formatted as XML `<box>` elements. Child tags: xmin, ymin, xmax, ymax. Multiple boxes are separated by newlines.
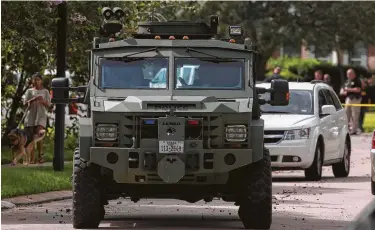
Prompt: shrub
<box><xmin>266</xmin><ymin>56</ymin><xmax>372</xmax><ymax>97</ymax></box>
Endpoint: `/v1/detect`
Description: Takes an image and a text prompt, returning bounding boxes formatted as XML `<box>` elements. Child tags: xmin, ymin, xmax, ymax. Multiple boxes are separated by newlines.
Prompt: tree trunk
<box><xmin>1</xmin><ymin>71</ymin><xmax>27</xmax><ymax>145</ymax></box>
<box><xmin>256</xmin><ymin>54</ymin><xmax>271</xmax><ymax>82</ymax></box>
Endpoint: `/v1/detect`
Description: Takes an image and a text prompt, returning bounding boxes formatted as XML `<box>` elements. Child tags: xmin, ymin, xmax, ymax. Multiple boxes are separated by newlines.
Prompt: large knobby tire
<box><xmin>237</xmin><ymin>148</ymin><xmax>272</xmax><ymax>229</ymax></box>
<box><xmin>305</xmin><ymin>142</ymin><xmax>323</xmax><ymax>181</ymax></box>
<box><xmin>72</xmin><ymin>150</ymin><xmax>104</xmax><ymax>229</ymax></box>
<box><xmin>332</xmin><ymin>139</ymin><xmax>350</xmax><ymax>178</ymax></box>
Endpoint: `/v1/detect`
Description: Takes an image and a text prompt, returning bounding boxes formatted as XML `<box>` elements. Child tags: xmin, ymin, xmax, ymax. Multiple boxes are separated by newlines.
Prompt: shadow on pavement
<box><xmin>272</xmin><ymin>175</ymin><xmax>370</xmax><ymax>183</ymax></box>
<box><xmin>2</xmin><ymin>205</ymin><xmax>349</xmax><ymax>230</ymax></box>
<box><xmin>99</xmin><ymin>212</ymin><xmax>349</xmax><ymax>229</ymax></box>
<box><xmin>273</xmin><ymin>183</ymin><xmax>358</xmax><ymax>196</ymax></box>
<box><xmin>322</xmin><ymin>176</ymin><xmax>371</xmax><ymax>183</ymax></box>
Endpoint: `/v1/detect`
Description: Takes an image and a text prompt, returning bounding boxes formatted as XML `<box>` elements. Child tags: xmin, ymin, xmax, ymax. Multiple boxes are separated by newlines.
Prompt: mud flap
<box><xmin>157</xmin><ymin>155</ymin><xmax>185</xmax><ymax>183</ymax></box>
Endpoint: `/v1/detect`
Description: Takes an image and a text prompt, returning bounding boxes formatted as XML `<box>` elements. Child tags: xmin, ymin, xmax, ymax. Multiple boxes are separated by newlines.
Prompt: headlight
<box><xmin>283</xmin><ymin>128</ymin><xmax>310</xmax><ymax>140</ymax></box>
<box><xmin>225</xmin><ymin>125</ymin><xmax>247</xmax><ymax>142</ymax></box>
<box><xmin>95</xmin><ymin>124</ymin><xmax>118</xmax><ymax>141</ymax></box>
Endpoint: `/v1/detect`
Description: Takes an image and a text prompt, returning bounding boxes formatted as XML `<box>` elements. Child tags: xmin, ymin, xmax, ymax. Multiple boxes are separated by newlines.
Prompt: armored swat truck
<box><xmin>51</xmin><ymin>7</ymin><xmax>289</xmax><ymax>230</ymax></box>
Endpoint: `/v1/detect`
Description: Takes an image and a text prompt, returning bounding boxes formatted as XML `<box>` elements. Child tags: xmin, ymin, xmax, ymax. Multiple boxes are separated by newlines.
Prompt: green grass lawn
<box><xmin>1</xmin><ymin>163</ymin><xmax>73</xmax><ymax>198</ymax></box>
<box><xmin>363</xmin><ymin>112</ymin><xmax>375</xmax><ymax>133</ymax></box>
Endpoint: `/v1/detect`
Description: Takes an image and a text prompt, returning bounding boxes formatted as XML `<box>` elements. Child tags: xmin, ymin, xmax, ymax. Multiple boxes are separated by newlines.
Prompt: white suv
<box><xmin>257</xmin><ymin>81</ymin><xmax>351</xmax><ymax>181</ymax></box>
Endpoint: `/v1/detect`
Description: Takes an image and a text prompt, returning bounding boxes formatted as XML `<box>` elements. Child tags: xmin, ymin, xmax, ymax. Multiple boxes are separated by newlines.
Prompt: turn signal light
<box><xmin>229</xmin><ymin>39</ymin><xmax>236</xmax><ymax>43</ymax></box>
<box><xmin>169</xmin><ymin>36</ymin><xmax>175</xmax><ymax>40</ymax></box>
<box><xmin>187</xmin><ymin>120</ymin><xmax>199</xmax><ymax>125</ymax></box>
<box><xmin>155</xmin><ymin>36</ymin><xmax>161</xmax><ymax>40</ymax></box>
<box><xmin>183</xmin><ymin>36</ymin><xmax>189</xmax><ymax>40</ymax></box>
<box><xmin>286</xmin><ymin>92</ymin><xmax>290</xmax><ymax>101</ymax></box>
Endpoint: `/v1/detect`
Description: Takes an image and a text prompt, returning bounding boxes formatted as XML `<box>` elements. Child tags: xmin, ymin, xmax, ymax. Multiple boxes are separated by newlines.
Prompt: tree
<box><xmin>293</xmin><ymin>2</ymin><xmax>375</xmax><ymax>81</ymax></box>
<box><xmin>1</xmin><ymin>1</ymin><xmax>57</xmax><ymax>141</ymax></box>
<box><xmin>195</xmin><ymin>1</ymin><xmax>375</xmax><ymax>80</ymax></box>
<box><xmin>196</xmin><ymin>1</ymin><xmax>305</xmax><ymax>80</ymax></box>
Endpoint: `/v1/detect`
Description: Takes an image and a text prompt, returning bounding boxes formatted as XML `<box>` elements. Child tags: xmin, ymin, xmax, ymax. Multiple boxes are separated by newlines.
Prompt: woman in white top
<box><xmin>24</xmin><ymin>73</ymin><xmax>51</xmax><ymax>164</ymax></box>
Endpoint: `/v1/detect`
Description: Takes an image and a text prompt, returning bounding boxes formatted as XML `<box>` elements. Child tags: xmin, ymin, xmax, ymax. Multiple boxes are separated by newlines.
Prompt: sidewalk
<box><xmin>2</xmin><ymin>190</ymin><xmax>72</xmax><ymax>209</ymax></box>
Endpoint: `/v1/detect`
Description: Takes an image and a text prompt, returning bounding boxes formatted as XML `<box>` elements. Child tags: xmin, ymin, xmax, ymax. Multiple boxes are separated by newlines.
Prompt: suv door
<box><xmin>317</xmin><ymin>88</ymin><xmax>335</xmax><ymax>160</ymax></box>
<box><xmin>322</xmin><ymin>88</ymin><xmax>341</xmax><ymax>159</ymax></box>
<box><xmin>327</xmin><ymin>88</ymin><xmax>347</xmax><ymax>159</ymax></box>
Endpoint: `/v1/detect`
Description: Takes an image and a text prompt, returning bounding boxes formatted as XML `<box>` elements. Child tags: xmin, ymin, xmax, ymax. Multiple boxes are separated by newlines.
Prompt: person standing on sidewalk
<box><xmin>24</xmin><ymin>73</ymin><xmax>51</xmax><ymax>163</ymax></box>
<box><xmin>340</xmin><ymin>69</ymin><xmax>362</xmax><ymax>135</ymax></box>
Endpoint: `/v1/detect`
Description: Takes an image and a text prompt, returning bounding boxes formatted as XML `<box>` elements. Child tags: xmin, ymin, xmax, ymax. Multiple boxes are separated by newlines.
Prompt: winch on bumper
<box><xmin>89</xmin><ymin>116</ymin><xmax>255</xmax><ymax>184</ymax></box>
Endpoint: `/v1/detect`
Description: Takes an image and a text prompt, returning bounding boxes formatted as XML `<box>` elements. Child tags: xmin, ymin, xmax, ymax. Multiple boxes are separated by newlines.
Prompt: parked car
<box><xmin>257</xmin><ymin>81</ymin><xmax>351</xmax><ymax>181</ymax></box>
<box><xmin>371</xmin><ymin>130</ymin><xmax>375</xmax><ymax>195</ymax></box>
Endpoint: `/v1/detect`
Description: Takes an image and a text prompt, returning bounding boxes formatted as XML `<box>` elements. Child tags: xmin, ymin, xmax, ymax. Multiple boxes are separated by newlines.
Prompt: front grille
<box><xmin>264</xmin><ymin>130</ymin><xmax>285</xmax><ymax>144</ymax></box>
<box><xmin>122</xmin><ymin>114</ymin><xmax>223</xmax><ymax>149</ymax></box>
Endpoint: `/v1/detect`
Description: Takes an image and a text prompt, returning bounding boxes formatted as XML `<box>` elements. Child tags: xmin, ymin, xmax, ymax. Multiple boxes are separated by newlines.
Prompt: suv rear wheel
<box><xmin>332</xmin><ymin>139</ymin><xmax>350</xmax><ymax>177</ymax></box>
<box><xmin>72</xmin><ymin>150</ymin><xmax>104</xmax><ymax>229</ymax></box>
<box><xmin>237</xmin><ymin>147</ymin><xmax>272</xmax><ymax>229</ymax></box>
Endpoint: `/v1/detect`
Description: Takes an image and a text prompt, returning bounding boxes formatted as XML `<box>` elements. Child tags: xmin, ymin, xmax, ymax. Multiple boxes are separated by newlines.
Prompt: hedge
<box><xmin>266</xmin><ymin>56</ymin><xmax>374</xmax><ymax>98</ymax></box>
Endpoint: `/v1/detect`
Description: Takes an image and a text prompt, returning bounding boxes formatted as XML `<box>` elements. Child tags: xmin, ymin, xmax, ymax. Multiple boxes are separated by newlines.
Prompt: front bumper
<box><xmin>89</xmin><ymin>147</ymin><xmax>254</xmax><ymax>184</ymax></box>
<box><xmin>266</xmin><ymin>138</ymin><xmax>316</xmax><ymax>169</ymax></box>
<box><xmin>371</xmin><ymin>149</ymin><xmax>375</xmax><ymax>183</ymax></box>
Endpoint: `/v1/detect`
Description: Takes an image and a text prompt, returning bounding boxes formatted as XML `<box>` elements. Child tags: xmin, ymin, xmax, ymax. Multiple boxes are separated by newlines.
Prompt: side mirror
<box><xmin>51</xmin><ymin>77</ymin><xmax>70</xmax><ymax>104</ymax></box>
<box><xmin>321</xmin><ymin>105</ymin><xmax>336</xmax><ymax>116</ymax></box>
<box><xmin>269</xmin><ymin>79</ymin><xmax>289</xmax><ymax>106</ymax></box>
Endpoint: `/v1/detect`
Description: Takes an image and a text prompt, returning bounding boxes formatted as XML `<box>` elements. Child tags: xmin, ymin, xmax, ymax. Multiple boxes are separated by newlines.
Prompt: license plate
<box><xmin>159</xmin><ymin>141</ymin><xmax>184</xmax><ymax>153</ymax></box>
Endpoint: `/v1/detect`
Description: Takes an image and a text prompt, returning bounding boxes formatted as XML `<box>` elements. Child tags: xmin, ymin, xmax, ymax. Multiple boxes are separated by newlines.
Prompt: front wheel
<box><xmin>72</xmin><ymin>151</ymin><xmax>104</xmax><ymax>229</ymax></box>
<box><xmin>237</xmin><ymin>148</ymin><xmax>272</xmax><ymax>229</ymax></box>
<box><xmin>305</xmin><ymin>142</ymin><xmax>323</xmax><ymax>181</ymax></box>
<box><xmin>332</xmin><ymin>139</ymin><xmax>350</xmax><ymax>178</ymax></box>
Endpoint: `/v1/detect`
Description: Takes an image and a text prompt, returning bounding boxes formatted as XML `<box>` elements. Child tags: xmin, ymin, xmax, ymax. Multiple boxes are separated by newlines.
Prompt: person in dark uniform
<box><xmin>264</xmin><ymin>66</ymin><xmax>282</xmax><ymax>82</ymax></box>
<box><xmin>340</xmin><ymin>69</ymin><xmax>362</xmax><ymax>135</ymax></box>
<box><xmin>359</xmin><ymin>78</ymin><xmax>374</xmax><ymax>132</ymax></box>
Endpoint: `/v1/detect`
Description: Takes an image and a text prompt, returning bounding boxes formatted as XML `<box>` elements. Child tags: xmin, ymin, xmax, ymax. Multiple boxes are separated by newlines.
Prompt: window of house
<box><xmin>281</xmin><ymin>45</ymin><xmax>300</xmax><ymax>58</ymax></box>
<box><xmin>348</xmin><ymin>42</ymin><xmax>367</xmax><ymax>67</ymax></box>
<box><xmin>314</xmin><ymin>46</ymin><xmax>332</xmax><ymax>63</ymax></box>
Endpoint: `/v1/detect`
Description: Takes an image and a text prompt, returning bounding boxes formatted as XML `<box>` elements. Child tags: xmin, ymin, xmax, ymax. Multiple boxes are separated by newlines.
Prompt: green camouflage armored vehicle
<box><xmin>51</xmin><ymin>7</ymin><xmax>289</xmax><ymax>230</ymax></box>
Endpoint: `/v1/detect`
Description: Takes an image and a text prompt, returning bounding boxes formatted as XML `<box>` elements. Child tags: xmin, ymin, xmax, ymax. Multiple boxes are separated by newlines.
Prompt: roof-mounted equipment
<box><xmin>133</xmin><ymin>15</ymin><xmax>219</xmax><ymax>40</ymax></box>
<box><xmin>99</xmin><ymin>7</ymin><xmax>126</xmax><ymax>38</ymax></box>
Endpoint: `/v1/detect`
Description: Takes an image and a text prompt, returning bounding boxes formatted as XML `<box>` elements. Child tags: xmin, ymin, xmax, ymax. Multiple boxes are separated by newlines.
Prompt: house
<box><xmin>272</xmin><ymin>42</ymin><xmax>375</xmax><ymax>72</ymax></box>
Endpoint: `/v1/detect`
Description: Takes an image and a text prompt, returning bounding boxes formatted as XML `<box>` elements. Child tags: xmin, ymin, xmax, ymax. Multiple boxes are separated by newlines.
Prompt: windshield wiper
<box><xmin>186</xmin><ymin>47</ymin><xmax>236</xmax><ymax>63</ymax></box>
<box><xmin>262</xmin><ymin>111</ymin><xmax>292</xmax><ymax>114</ymax></box>
<box><xmin>122</xmin><ymin>47</ymin><xmax>158</xmax><ymax>58</ymax></box>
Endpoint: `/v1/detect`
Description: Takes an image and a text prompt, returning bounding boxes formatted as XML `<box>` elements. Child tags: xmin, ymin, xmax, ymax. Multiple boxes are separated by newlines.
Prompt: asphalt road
<box><xmin>2</xmin><ymin>135</ymin><xmax>374</xmax><ymax>230</ymax></box>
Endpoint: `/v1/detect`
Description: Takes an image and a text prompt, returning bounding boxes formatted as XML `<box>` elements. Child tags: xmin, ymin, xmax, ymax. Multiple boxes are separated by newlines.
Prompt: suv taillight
<box><xmin>372</xmin><ymin>130</ymin><xmax>375</xmax><ymax>149</ymax></box>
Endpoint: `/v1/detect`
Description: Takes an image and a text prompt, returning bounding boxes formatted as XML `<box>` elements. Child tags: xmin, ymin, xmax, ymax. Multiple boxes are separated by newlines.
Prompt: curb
<box><xmin>2</xmin><ymin>190</ymin><xmax>72</xmax><ymax>209</ymax></box>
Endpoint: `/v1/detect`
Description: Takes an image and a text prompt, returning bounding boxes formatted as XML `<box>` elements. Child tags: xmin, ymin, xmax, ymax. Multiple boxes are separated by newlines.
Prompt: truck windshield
<box><xmin>174</xmin><ymin>58</ymin><xmax>245</xmax><ymax>89</ymax></box>
<box><xmin>100</xmin><ymin>57</ymin><xmax>168</xmax><ymax>89</ymax></box>
<box><xmin>260</xmin><ymin>90</ymin><xmax>314</xmax><ymax>115</ymax></box>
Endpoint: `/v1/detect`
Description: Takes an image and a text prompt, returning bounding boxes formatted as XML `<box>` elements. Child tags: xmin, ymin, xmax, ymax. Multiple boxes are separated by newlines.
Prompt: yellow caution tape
<box><xmin>341</xmin><ymin>104</ymin><xmax>375</xmax><ymax>107</ymax></box>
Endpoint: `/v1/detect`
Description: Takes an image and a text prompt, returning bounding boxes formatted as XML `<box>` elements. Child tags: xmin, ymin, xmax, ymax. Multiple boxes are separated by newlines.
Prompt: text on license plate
<box><xmin>159</xmin><ymin>141</ymin><xmax>184</xmax><ymax>153</ymax></box>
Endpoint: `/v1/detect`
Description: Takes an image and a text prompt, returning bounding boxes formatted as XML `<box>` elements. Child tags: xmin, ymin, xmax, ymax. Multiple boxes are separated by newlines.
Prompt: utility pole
<box><xmin>54</xmin><ymin>1</ymin><xmax>67</xmax><ymax>171</ymax></box>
